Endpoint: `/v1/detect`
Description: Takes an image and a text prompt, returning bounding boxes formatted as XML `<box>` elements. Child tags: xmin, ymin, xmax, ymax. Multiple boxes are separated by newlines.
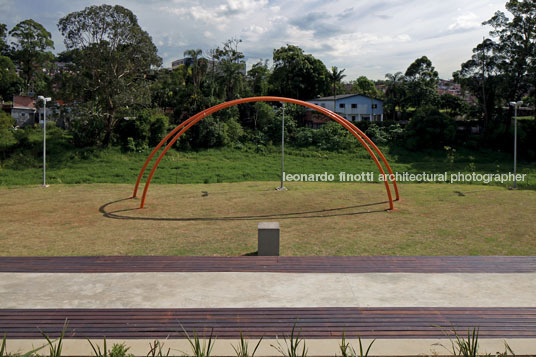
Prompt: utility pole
<box><xmin>509</xmin><ymin>101</ymin><xmax>522</xmax><ymax>189</ymax></box>
<box><xmin>38</xmin><ymin>96</ymin><xmax>51</xmax><ymax>187</ymax></box>
<box><xmin>277</xmin><ymin>102</ymin><xmax>286</xmax><ymax>191</ymax></box>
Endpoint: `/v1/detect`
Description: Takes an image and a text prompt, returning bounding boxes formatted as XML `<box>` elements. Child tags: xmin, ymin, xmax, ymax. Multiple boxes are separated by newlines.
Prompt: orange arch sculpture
<box><xmin>133</xmin><ymin>96</ymin><xmax>400</xmax><ymax>210</ymax></box>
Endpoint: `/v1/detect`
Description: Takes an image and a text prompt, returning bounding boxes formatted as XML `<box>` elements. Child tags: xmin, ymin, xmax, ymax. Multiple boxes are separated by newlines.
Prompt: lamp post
<box><xmin>38</xmin><ymin>96</ymin><xmax>51</xmax><ymax>187</ymax></box>
<box><xmin>277</xmin><ymin>102</ymin><xmax>286</xmax><ymax>191</ymax></box>
<box><xmin>509</xmin><ymin>100</ymin><xmax>522</xmax><ymax>189</ymax></box>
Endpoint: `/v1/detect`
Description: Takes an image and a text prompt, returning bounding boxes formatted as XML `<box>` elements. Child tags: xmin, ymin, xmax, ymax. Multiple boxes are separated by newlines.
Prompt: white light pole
<box><xmin>509</xmin><ymin>100</ymin><xmax>522</xmax><ymax>189</ymax></box>
<box><xmin>38</xmin><ymin>96</ymin><xmax>51</xmax><ymax>187</ymax></box>
<box><xmin>277</xmin><ymin>102</ymin><xmax>286</xmax><ymax>191</ymax></box>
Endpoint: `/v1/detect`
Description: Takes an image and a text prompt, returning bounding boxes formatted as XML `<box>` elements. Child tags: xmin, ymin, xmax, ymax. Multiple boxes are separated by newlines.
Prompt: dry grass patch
<box><xmin>0</xmin><ymin>182</ymin><xmax>535</xmax><ymax>256</ymax></box>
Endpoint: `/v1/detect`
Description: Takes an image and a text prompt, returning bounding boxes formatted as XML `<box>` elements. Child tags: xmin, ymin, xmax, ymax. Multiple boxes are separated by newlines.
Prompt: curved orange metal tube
<box><xmin>136</xmin><ymin>96</ymin><xmax>399</xmax><ymax>210</ymax></box>
<box><xmin>134</xmin><ymin>101</ymin><xmax>399</xmax><ymax>201</ymax></box>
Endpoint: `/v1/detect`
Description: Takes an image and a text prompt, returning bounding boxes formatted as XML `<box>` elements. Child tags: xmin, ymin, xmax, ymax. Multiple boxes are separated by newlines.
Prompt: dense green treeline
<box><xmin>1</xmin><ymin>1</ymin><xmax>536</xmax><ymax>173</ymax></box>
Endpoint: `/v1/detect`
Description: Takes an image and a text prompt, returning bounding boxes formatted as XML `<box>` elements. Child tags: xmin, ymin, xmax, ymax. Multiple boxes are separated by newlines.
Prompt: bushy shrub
<box><xmin>69</xmin><ymin>103</ymin><xmax>106</xmax><ymax>147</ymax></box>
<box><xmin>0</xmin><ymin>111</ymin><xmax>16</xmax><ymax>160</ymax></box>
<box><xmin>314</xmin><ymin>121</ymin><xmax>355</xmax><ymax>151</ymax></box>
<box><xmin>116</xmin><ymin>109</ymin><xmax>170</xmax><ymax>152</ymax></box>
<box><xmin>404</xmin><ymin>105</ymin><xmax>455</xmax><ymax>150</ymax></box>
<box><xmin>364</xmin><ymin>123</ymin><xmax>404</xmax><ymax>145</ymax></box>
<box><xmin>149</xmin><ymin>113</ymin><xmax>169</xmax><ymax>147</ymax></box>
<box><xmin>252</xmin><ymin>102</ymin><xmax>296</xmax><ymax>144</ymax></box>
<box><xmin>294</xmin><ymin>127</ymin><xmax>314</xmax><ymax>147</ymax></box>
<box><xmin>517</xmin><ymin>119</ymin><xmax>536</xmax><ymax>160</ymax></box>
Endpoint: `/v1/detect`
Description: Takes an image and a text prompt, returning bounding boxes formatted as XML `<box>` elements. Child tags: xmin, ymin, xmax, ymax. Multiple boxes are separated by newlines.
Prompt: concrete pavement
<box><xmin>1</xmin><ymin>272</ymin><xmax>536</xmax><ymax>308</ymax></box>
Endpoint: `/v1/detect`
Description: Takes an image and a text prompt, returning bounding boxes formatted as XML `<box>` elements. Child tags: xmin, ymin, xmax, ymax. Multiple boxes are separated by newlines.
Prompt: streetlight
<box><xmin>277</xmin><ymin>102</ymin><xmax>286</xmax><ymax>191</ymax></box>
<box><xmin>38</xmin><ymin>96</ymin><xmax>51</xmax><ymax>188</ymax></box>
<box><xmin>509</xmin><ymin>100</ymin><xmax>522</xmax><ymax>189</ymax></box>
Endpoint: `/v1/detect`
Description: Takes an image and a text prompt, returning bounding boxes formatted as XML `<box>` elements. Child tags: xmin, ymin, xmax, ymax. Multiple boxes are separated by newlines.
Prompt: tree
<box><xmin>58</xmin><ymin>4</ymin><xmax>162</xmax><ymax>146</ymax></box>
<box><xmin>328</xmin><ymin>66</ymin><xmax>346</xmax><ymax>111</ymax></box>
<box><xmin>439</xmin><ymin>93</ymin><xmax>468</xmax><ymax>117</ymax></box>
<box><xmin>384</xmin><ymin>72</ymin><xmax>407</xmax><ymax>120</ymax></box>
<box><xmin>454</xmin><ymin>39</ymin><xmax>503</xmax><ymax>130</ymax></box>
<box><xmin>404</xmin><ymin>105</ymin><xmax>455</xmax><ymax>150</ymax></box>
<box><xmin>0</xmin><ymin>111</ymin><xmax>16</xmax><ymax>162</ymax></box>
<box><xmin>483</xmin><ymin>1</ymin><xmax>536</xmax><ymax>123</ymax></box>
<box><xmin>9</xmin><ymin>19</ymin><xmax>54</xmax><ymax>94</ymax></box>
<box><xmin>247</xmin><ymin>60</ymin><xmax>270</xmax><ymax>96</ymax></box>
<box><xmin>183</xmin><ymin>48</ymin><xmax>206</xmax><ymax>97</ymax></box>
<box><xmin>269</xmin><ymin>45</ymin><xmax>329</xmax><ymax>100</ymax></box>
<box><xmin>352</xmin><ymin>76</ymin><xmax>379</xmax><ymax>98</ymax></box>
<box><xmin>214</xmin><ymin>38</ymin><xmax>246</xmax><ymax>101</ymax></box>
<box><xmin>0</xmin><ymin>24</ymin><xmax>9</xmax><ymax>56</ymax></box>
<box><xmin>404</xmin><ymin>56</ymin><xmax>439</xmax><ymax>107</ymax></box>
<box><xmin>0</xmin><ymin>55</ymin><xmax>23</xmax><ymax>101</ymax></box>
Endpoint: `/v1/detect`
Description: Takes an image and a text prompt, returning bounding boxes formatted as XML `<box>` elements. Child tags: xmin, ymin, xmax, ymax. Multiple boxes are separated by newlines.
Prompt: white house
<box><xmin>11</xmin><ymin>96</ymin><xmax>36</xmax><ymax>127</ymax></box>
<box><xmin>307</xmin><ymin>94</ymin><xmax>384</xmax><ymax>123</ymax></box>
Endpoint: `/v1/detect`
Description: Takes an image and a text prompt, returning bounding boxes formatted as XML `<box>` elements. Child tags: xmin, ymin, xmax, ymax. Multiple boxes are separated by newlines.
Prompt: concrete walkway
<box><xmin>1</xmin><ymin>272</ymin><xmax>536</xmax><ymax>308</ymax></box>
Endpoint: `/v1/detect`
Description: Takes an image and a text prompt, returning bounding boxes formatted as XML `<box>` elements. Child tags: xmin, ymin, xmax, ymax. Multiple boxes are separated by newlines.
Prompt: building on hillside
<box><xmin>171</xmin><ymin>58</ymin><xmax>193</xmax><ymax>68</ymax></box>
<box><xmin>304</xmin><ymin>94</ymin><xmax>384</xmax><ymax>128</ymax></box>
<box><xmin>10</xmin><ymin>96</ymin><xmax>61</xmax><ymax>128</ymax></box>
<box><xmin>11</xmin><ymin>96</ymin><xmax>36</xmax><ymax>127</ymax></box>
<box><xmin>437</xmin><ymin>79</ymin><xmax>462</xmax><ymax>96</ymax></box>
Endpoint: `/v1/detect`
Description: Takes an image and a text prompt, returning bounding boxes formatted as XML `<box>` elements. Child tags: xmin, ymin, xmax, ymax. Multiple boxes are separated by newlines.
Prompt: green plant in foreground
<box><xmin>0</xmin><ymin>333</ymin><xmax>49</xmax><ymax>357</ymax></box>
<box><xmin>495</xmin><ymin>341</ymin><xmax>515</xmax><ymax>357</ymax></box>
<box><xmin>88</xmin><ymin>337</ymin><xmax>108</xmax><ymax>357</ymax></box>
<box><xmin>232</xmin><ymin>332</ymin><xmax>262</xmax><ymax>357</ymax></box>
<box><xmin>339</xmin><ymin>332</ymin><xmax>375</xmax><ymax>357</ymax></box>
<box><xmin>40</xmin><ymin>320</ymin><xmax>68</xmax><ymax>357</ymax></box>
<box><xmin>88</xmin><ymin>338</ymin><xmax>134</xmax><ymax>357</ymax></box>
<box><xmin>147</xmin><ymin>340</ymin><xmax>170</xmax><ymax>357</ymax></box>
<box><xmin>271</xmin><ymin>323</ymin><xmax>307</xmax><ymax>357</ymax></box>
<box><xmin>0</xmin><ymin>334</ymin><xmax>6</xmax><ymax>357</ymax></box>
<box><xmin>109</xmin><ymin>343</ymin><xmax>134</xmax><ymax>357</ymax></box>
<box><xmin>451</xmin><ymin>327</ymin><xmax>479</xmax><ymax>357</ymax></box>
<box><xmin>180</xmin><ymin>325</ymin><xmax>215</xmax><ymax>357</ymax></box>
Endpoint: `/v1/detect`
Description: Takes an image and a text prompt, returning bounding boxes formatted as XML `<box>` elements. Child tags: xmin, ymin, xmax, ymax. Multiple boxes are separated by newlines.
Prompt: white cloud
<box><xmin>243</xmin><ymin>25</ymin><xmax>266</xmax><ymax>35</ymax></box>
<box><xmin>449</xmin><ymin>12</ymin><xmax>481</xmax><ymax>30</ymax></box>
<box><xmin>223</xmin><ymin>0</ymin><xmax>268</xmax><ymax>13</ymax></box>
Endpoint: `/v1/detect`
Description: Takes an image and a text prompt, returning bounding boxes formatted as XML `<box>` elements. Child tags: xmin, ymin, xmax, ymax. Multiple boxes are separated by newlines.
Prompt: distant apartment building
<box><xmin>171</xmin><ymin>58</ymin><xmax>193</xmax><ymax>68</ymax></box>
<box><xmin>437</xmin><ymin>79</ymin><xmax>462</xmax><ymax>96</ymax></box>
<box><xmin>304</xmin><ymin>94</ymin><xmax>384</xmax><ymax>128</ymax></box>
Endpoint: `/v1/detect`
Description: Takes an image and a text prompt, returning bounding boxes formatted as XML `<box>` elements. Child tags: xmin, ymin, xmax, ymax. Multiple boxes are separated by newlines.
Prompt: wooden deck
<box><xmin>1</xmin><ymin>256</ymin><xmax>535</xmax><ymax>340</ymax></box>
<box><xmin>2</xmin><ymin>308</ymin><xmax>536</xmax><ymax>339</ymax></box>
<box><xmin>1</xmin><ymin>256</ymin><xmax>535</xmax><ymax>273</ymax></box>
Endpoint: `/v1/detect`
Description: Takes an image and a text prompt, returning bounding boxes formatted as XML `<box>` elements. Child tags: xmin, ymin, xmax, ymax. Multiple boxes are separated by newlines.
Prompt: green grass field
<box><xmin>1</xmin><ymin>145</ymin><xmax>535</xmax><ymax>189</ymax></box>
<box><xmin>0</xmin><ymin>182</ymin><xmax>535</xmax><ymax>256</ymax></box>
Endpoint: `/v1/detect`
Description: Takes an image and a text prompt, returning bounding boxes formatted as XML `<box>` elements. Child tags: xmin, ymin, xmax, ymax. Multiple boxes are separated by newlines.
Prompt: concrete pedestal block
<box><xmin>258</xmin><ymin>222</ymin><xmax>280</xmax><ymax>256</ymax></box>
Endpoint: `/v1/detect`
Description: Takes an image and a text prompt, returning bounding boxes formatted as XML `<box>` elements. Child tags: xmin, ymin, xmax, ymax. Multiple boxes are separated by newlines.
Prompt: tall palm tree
<box><xmin>183</xmin><ymin>49</ymin><xmax>203</xmax><ymax>94</ymax></box>
<box><xmin>385</xmin><ymin>72</ymin><xmax>406</xmax><ymax>120</ymax></box>
<box><xmin>329</xmin><ymin>66</ymin><xmax>346</xmax><ymax>113</ymax></box>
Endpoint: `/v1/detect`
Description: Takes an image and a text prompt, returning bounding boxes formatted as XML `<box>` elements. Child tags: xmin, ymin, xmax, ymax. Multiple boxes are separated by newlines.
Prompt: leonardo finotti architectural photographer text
<box><xmin>283</xmin><ymin>172</ymin><xmax>527</xmax><ymax>184</ymax></box>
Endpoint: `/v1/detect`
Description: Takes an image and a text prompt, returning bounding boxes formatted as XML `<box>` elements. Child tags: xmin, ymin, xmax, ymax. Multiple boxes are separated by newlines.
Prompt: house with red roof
<box><xmin>11</xmin><ymin>96</ymin><xmax>37</xmax><ymax>127</ymax></box>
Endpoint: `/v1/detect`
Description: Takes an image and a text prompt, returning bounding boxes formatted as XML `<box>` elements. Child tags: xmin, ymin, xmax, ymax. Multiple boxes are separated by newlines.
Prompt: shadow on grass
<box><xmin>99</xmin><ymin>197</ymin><xmax>389</xmax><ymax>222</ymax></box>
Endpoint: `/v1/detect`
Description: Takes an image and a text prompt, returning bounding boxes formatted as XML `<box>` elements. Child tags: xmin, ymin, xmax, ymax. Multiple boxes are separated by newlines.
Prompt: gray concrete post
<box><xmin>258</xmin><ymin>222</ymin><xmax>280</xmax><ymax>256</ymax></box>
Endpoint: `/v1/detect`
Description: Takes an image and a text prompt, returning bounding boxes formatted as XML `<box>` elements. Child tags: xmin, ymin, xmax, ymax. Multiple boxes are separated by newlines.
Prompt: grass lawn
<box><xmin>1</xmin><ymin>145</ymin><xmax>536</xmax><ymax>189</ymax></box>
<box><xmin>1</xmin><ymin>182</ymin><xmax>535</xmax><ymax>256</ymax></box>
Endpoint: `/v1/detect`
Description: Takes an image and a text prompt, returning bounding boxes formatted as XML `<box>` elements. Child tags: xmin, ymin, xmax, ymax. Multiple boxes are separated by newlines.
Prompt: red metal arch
<box><xmin>134</xmin><ymin>96</ymin><xmax>400</xmax><ymax>210</ymax></box>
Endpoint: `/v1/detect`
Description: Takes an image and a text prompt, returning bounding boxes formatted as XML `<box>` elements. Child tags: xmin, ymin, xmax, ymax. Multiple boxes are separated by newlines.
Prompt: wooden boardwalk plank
<box><xmin>0</xmin><ymin>256</ymin><xmax>535</xmax><ymax>273</ymax></box>
<box><xmin>1</xmin><ymin>308</ymin><xmax>535</xmax><ymax>339</ymax></box>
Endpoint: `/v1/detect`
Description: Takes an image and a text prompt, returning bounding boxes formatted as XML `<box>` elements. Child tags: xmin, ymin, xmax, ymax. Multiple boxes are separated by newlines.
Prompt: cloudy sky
<box><xmin>1</xmin><ymin>0</ymin><xmax>507</xmax><ymax>80</ymax></box>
